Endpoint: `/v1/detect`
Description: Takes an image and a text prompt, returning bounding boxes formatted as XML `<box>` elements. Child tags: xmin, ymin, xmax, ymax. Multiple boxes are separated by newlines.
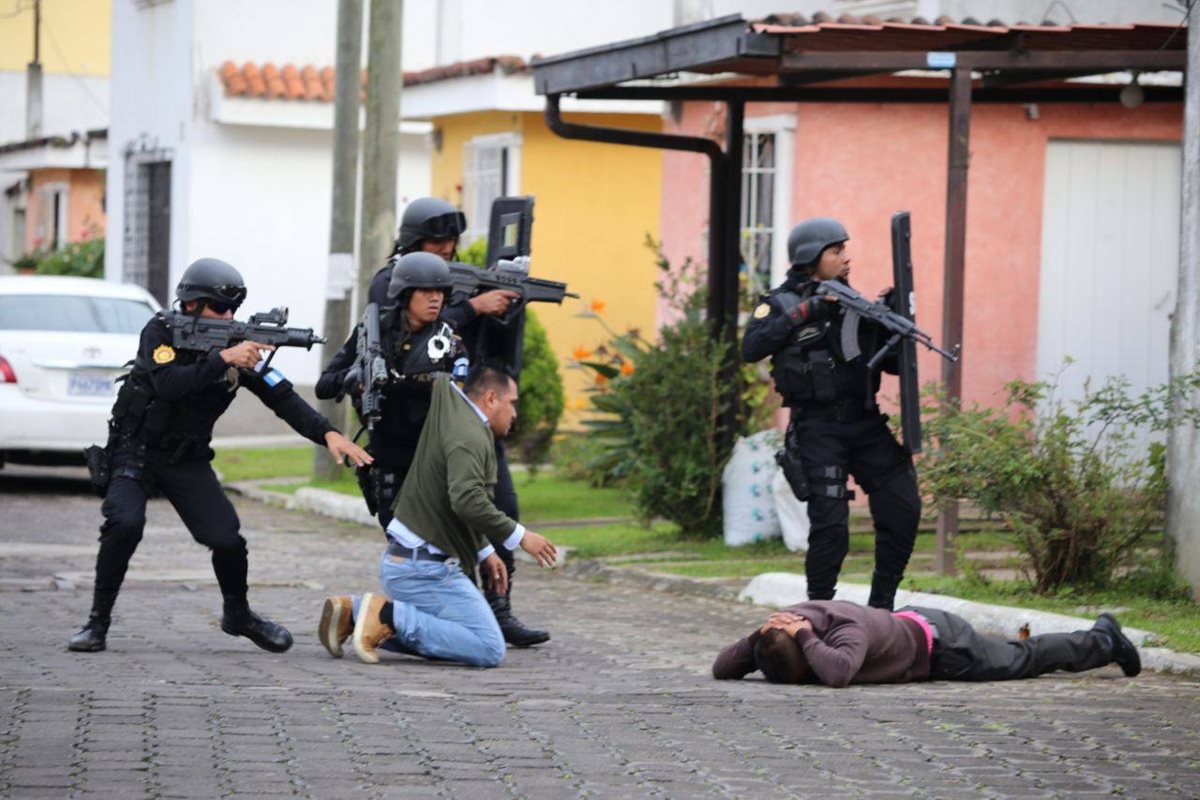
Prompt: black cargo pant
<box><xmin>787</xmin><ymin>410</ymin><xmax>921</xmax><ymax>601</ymax></box>
<box><xmin>367</xmin><ymin>440</ymin><xmax>520</xmax><ymax>586</ymax></box>
<box><xmin>92</xmin><ymin>449</ymin><xmax>248</xmax><ymax>617</ymax></box>
<box><xmin>905</xmin><ymin>607</ymin><xmax>1114</xmax><ymax>681</ymax></box>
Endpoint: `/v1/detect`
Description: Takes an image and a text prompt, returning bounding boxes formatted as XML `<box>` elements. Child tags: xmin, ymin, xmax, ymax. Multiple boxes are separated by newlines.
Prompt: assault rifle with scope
<box><xmin>447</xmin><ymin>256</ymin><xmax>578</xmax><ymax>327</ymax></box>
<box><xmin>166</xmin><ymin>307</ymin><xmax>325</xmax><ymax>374</ymax></box>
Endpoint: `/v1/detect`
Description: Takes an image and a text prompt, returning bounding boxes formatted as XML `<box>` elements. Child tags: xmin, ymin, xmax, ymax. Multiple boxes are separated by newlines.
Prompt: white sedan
<box><xmin>0</xmin><ymin>275</ymin><xmax>160</xmax><ymax>468</ymax></box>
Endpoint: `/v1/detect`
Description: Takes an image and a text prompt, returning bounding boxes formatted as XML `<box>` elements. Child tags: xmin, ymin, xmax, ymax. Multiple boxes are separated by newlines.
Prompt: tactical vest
<box><xmin>769</xmin><ymin>286</ymin><xmax>863</xmax><ymax>409</ymax></box>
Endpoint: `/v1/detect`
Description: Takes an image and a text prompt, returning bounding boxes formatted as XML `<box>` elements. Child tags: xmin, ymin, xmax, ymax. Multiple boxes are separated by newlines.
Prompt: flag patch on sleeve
<box><xmin>263</xmin><ymin>369</ymin><xmax>285</xmax><ymax>387</ymax></box>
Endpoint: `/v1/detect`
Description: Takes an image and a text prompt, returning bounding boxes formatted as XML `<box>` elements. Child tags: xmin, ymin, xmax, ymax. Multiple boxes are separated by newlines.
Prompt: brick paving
<box><xmin>1</xmin><ymin>468</ymin><xmax>1199</xmax><ymax>799</ymax></box>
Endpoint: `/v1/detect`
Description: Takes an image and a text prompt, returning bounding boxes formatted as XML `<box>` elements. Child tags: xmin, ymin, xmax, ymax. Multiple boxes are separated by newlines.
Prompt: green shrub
<box><xmin>510</xmin><ymin>309</ymin><xmax>564</xmax><ymax>474</ymax></box>
<box><xmin>576</xmin><ymin>240</ymin><xmax>741</xmax><ymax>538</ymax></box>
<box><xmin>35</xmin><ymin>237</ymin><xmax>105</xmax><ymax>279</ymax></box>
<box><xmin>918</xmin><ymin>365</ymin><xmax>1200</xmax><ymax>592</ymax></box>
<box><xmin>455</xmin><ymin>233</ymin><xmax>564</xmax><ymax>475</ymax></box>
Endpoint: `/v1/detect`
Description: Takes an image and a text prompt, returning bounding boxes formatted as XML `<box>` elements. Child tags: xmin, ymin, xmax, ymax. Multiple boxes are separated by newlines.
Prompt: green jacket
<box><xmin>391</xmin><ymin>377</ymin><xmax>517</xmax><ymax>565</ymax></box>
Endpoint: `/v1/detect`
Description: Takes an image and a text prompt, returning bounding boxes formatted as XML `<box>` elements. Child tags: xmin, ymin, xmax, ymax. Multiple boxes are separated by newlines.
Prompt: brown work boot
<box><xmin>318</xmin><ymin>595</ymin><xmax>354</xmax><ymax>658</ymax></box>
<box><xmin>352</xmin><ymin>593</ymin><xmax>394</xmax><ymax>664</ymax></box>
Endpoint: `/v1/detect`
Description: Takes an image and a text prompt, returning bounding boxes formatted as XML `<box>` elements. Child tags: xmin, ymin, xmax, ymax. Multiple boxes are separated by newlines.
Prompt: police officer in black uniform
<box><xmin>742</xmin><ymin>218</ymin><xmax>922</xmax><ymax>611</ymax></box>
<box><xmin>339</xmin><ymin>201</ymin><xmax>548</xmax><ymax>647</ymax></box>
<box><xmin>67</xmin><ymin>258</ymin><xmax>371</xmax><ymax>653</ymax></box>
<box><xmin>317</xmin><ymin>251</ymin><xmax>468</xmax><ymax>528</ymax></box>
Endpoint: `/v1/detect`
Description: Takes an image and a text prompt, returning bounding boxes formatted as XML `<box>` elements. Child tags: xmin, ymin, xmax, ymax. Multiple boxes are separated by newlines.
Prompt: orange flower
<box><xmin>620</xmin><ymin>362</ymin><xmax>634</xmax><ymax>376</ymax></box>
<box><xmin>572</xmin><ymin>346</ymin><xmax>593</xmax><ymax>360</ymax></box>
<box><xmin>594</xmin><ymin>373</ymin><xmax>608</xmax><ymax>386</ymax></box>
<box><xmin>590</xmin><ymin>299</ymin><xmax>606</xmax><ymax>314</ymax></box>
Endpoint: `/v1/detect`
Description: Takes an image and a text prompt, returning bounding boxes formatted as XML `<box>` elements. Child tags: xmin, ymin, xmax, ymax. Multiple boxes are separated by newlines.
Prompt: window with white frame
<box><xmin>740</xmin><ymin>115</ymin><xmax>795</xmax><ymax>296</ymax></box>
<box><xmin>462</xmin><ymin>133</ymin><xmax>521</xmax><ymax>241</ymax></box>
<box><xmin>741</xmin><ymin>132</ymin><xmax>776</xmax><ymax>296</ymax></box>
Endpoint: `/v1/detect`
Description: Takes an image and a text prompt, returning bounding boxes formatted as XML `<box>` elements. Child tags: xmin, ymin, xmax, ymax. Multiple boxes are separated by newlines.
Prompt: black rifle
<box><xmin>816</xmin><ymin>280</ymin><xmax>960</xmax><ymax>372</ymax></box>
<box><xmin>340</xmin><ymin>302</ymin><xmax>389</xmax><ymax>431</ymax></box>
<box><xmin>448</xmin><ymin>257</ymin><xmax>578</xmax><ymax>326</ymax></box>
<box><xmin>166</xmin><ymin>307</ymin><xmax>325</xmax><ymax>374</ymax></box>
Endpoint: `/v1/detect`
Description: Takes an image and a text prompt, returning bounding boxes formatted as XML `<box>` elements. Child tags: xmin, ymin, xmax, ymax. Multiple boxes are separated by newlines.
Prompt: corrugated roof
<box><xmin>218</xmin><ymin>56</ymin><xmax>529</xmax><ymax>102</ymax></box>
<box><xmin>752</xmin><ymin>13</ymin><xmax>1186</xmax><ymax>52</ymax></box>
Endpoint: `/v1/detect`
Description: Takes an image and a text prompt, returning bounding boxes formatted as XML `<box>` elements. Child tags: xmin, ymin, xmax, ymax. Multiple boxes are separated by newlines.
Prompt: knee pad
<box><xmin>208</xmin><ymin>532</ymin><xmax>248</xmax><ymax>555</ymax></box>
<box><xmin>101</xmin><ymin>511</ymin><xmax>146</xmax><ymax>542</ymax></box>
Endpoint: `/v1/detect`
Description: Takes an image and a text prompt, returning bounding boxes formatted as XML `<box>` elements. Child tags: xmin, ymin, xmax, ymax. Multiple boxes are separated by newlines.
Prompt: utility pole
<box><xmin>1168</xmin><ymin>9</ymin><xmax>1200</xmax><ymax>598</ymax></box>
<box><xmin>26</xmin><ymin>0</ymin><xmax>43</xmax><ymax>139</ymax></box>
<box><xmin>312</xmin><ymin>0</ymin><xmax>363</xmax><ymax>481</ymax></box>
<box><xmin>355</xmin><ymin>0</ymin><xmax>404</xmax><ymax>317</ymax></box>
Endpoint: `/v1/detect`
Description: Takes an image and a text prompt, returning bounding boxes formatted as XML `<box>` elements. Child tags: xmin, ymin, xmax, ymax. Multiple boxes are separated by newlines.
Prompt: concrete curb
<box><xmin>226</xmin><ymin>482</ymin><xmax>1200</xmax><ymax>677</ymax></box>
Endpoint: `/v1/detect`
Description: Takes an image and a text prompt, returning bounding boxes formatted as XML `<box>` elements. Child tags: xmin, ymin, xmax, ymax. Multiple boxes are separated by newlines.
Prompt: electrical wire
<box><xmin>0</xmin><ymin>0</ymin><xmax>34</xmax><ymax>20</ymax></box>
<box><xmin>39</xmin><ymin>15</ymin><xmax>109</xmax><ymax>117</ymax></box>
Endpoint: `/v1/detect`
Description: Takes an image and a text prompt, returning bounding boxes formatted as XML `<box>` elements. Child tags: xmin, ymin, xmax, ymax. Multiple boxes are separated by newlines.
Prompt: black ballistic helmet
<box><xmin>176</xmin><ymin>257</ymin><xmax>247</xmax><ymax>308</ymax></box>
<box><xmin>787</xmin><ymin>217</ymin><xmax>850</xmax><ymax>267</ymax></box>
<box><xmin>387</xmin><ymin>251</ymin><xmax>454</xmax><ymax>301</ymax></box>
<box><xmin>395</xmin><ymin>197</ymin><xmax>467</xmax><ymax>252</ymax></box>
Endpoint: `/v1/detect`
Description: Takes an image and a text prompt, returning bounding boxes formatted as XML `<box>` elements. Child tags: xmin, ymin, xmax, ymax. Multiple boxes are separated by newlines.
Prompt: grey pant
<box><xmin>904</xmin><ymin>606</ymin><xmax>1114</xmax><ymax>682</ymax></box>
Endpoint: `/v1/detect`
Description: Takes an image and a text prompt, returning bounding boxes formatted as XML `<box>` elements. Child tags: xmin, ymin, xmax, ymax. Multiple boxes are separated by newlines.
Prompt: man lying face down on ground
<box><xmin>712</xmin><ymin>600</ymin><xmax>1142</xmax><ymax>686</ymax></box>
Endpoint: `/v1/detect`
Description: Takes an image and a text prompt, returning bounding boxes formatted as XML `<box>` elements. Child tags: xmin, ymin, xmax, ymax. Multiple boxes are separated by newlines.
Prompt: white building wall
<box><xmin>185</xmin><ymin>124</ymin><xmax>429</xmax><ymax>384</ymax></box>
<box><xmin>0</xmin><ymin>72</ymin><xmax>109</xmax><ymax>145</ymax></box>
<box><xmin>105</xmin><ymin>0</ymin><xmax>196</xmax><ymax>289</ymax></box>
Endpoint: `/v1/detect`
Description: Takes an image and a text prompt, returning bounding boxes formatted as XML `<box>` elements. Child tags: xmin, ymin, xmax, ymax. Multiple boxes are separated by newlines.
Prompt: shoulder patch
<box><xmin>152</xmin><ymin>344</ymin><xmax>176</xmax><ymax>364</ymax></box>
<box><xmin>753</xmin><ymin>303</ymin><xmax>771</xmax><ymax>319</ymax></box>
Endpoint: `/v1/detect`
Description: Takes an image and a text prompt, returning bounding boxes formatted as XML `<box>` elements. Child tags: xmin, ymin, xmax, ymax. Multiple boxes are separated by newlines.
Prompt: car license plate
<box><xmin>68</xmin><ymin>371</ymin><xmax>116</xmax><ymax>397</ymax></box>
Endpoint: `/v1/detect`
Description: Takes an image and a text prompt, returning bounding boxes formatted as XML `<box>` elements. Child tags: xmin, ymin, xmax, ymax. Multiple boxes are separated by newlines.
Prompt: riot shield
<box><xmin>890</xmin><ymin>211</ymin><xmax>922</xmax><ymax>453</ymax></box>
<box><xmin>485</xmin><ymin>196</ymin><xmax>535</xmax><ymax>267</ymax></box>
<box><xmin>466</xmin><ymin>196</ymin><xmax>535</xmax><ymax>376</ymax></box>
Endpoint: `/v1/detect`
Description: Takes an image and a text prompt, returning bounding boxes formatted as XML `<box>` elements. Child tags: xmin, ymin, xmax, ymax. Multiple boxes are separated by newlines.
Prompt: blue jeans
<box><xmin>370</xmin><ymin>551</ymin><xmax>506</xmax><ymax>668</ymax></box>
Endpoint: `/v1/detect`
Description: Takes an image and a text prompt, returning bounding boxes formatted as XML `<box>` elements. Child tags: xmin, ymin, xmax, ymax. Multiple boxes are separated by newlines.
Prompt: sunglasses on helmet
<box><xmin>204</xmin><ymin>300</ymin><xmax>238</xmax><ymax>315</ymax></box>
<box><xmin>421</xmin><ymin>211</ymin><xmax>467</xmax><ymax>240</ymax></box>
<box><xmin>210</xmin><ymin>283</ymin><xmax>247</xmax><ymax>303</ymax></box>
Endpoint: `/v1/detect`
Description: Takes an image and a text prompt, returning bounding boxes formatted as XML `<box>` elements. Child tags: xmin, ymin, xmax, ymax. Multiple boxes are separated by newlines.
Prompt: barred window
<box><xmin>740</xmin><ymin>131</ymin><xmax>776</xmax><ymax>297</ymax></box>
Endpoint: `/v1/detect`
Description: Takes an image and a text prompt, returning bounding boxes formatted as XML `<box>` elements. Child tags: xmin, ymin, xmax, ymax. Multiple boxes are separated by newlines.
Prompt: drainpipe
<box><xmin>544</xmin><ymin>93</ymin><xmax>743</xmax><ymax>442</ymax></box>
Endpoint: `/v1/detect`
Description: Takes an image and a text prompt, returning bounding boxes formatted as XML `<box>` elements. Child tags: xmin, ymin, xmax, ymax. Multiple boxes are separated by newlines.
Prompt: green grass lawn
<box><xmin>213</xmin><ymin>446</ymin><xmax>314</xmax><ymax>482</ymax></box>
<box><xmin>902</xmin><ymin>573</ymin><xmax>1200</xmax><ymax>654</ymax></box>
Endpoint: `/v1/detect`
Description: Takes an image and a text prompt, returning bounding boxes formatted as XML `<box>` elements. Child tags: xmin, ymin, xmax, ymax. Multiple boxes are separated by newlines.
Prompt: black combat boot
<box><xmin>867</xmin><ymin>571</ymin><xmax>903</xmax><ymax>611</ymax></box>
<box><xmin>68</xmin><ymin>589</ymin><xmax>117</xmax><ymax>652</ymax></box>
<box><xmin>220</xmin><ymin>596</ymin><xmax>293</xmax><ymax>653</ymax></box>
<box><xmin>68</xmin><ymin>615</ymin><xmax>110</xmax><ymax>652</ymax></box>
<box><xmin>485</xmin><ymin>590</ymin><xmax>549</xmax><ymax>648</ymax></box>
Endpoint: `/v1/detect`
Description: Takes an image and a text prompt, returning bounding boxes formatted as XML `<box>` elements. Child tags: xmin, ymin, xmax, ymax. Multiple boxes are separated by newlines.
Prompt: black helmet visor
<box><xmin>421</xmin><ymin>211</ymin><xmax>467</xmax><ymax>240</ymax></box>
<box><xmin>179</xmin><ymin>282</ymin><xmax>247</xmax><ymax>307</ymax></box>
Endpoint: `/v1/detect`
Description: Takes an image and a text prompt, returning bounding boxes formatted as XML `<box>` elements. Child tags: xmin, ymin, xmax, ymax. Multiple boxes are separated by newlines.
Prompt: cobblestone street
<box><xmin>2</xmin><ymin>469</ymin><xmax>1199</xmax><ymax>799</ymax></box>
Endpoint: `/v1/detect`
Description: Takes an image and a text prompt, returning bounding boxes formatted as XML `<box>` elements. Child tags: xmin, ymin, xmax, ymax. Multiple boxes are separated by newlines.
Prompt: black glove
<box><xmin>780</xmin><ymin>296</ymin><xmax>832</xmax><ymax>327</ymax></box>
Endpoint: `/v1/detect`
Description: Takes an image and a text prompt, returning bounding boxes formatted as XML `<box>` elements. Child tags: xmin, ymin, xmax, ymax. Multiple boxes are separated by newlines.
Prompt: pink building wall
<box><xmin>660</xmin><ymin>99</ymin><xmax>1182</xmax><ymax>409</ymax></box>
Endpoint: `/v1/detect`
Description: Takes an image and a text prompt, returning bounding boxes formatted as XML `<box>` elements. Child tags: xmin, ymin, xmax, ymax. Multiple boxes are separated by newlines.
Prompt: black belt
<box><xmin>792</xmin><ymin>403</ymin><xmax>880</xmax><ymax>423</ymax></box>
<box><xmin>386</xmin><ymin>540</ymin><xmax>450</xmax><ymax>562</ymax></box>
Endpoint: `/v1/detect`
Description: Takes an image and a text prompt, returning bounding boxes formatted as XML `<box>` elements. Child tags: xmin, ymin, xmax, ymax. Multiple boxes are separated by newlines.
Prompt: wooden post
<box><xmin>1167</xmin><ymin>22</ymin><xmax>1200</xmax><ymax>598</ymax></box>
<box><xmin>312</xmin><ymin>0</ymin><xmax>363</xmax><ymax>481</ymax></box>
<box><xmin>936</xmin><ymin>65</ymin><xmax>972</xmax><ymax>575</ymax></box>
<box><xmin>355</xmin><ymin>0</ymin><xmax>404</xmax><ymax>317</ymax></box>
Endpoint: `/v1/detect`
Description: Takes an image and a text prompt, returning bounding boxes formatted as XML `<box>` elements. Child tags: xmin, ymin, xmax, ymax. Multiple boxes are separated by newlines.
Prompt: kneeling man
<box><xmin>320</xmin><ymin>365</ymin><xmax>558</xmax><ymax>667</ymax></box>
<box><xmin>713</xmin><ymin>600</ymin><xmax>1141</xmax><ymax>686</ymax></box>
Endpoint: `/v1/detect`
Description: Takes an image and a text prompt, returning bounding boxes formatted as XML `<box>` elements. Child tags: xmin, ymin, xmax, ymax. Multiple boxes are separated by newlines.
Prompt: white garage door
<box><xmin>1037</xmin><ymin>140</ymin><xmax>1182</xmax><ymax>408</ymax></box>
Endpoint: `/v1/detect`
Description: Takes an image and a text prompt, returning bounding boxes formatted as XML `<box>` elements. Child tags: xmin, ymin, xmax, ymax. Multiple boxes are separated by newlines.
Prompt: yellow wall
<box><xmin>0</xmin><ymin>0</ymin><xmax>111</xmax><ymax>75</ymax></box>
<box><xmin>430</xmin><ymin>109</ymin><xmax>663</xmax><ymax>426</ymax></box>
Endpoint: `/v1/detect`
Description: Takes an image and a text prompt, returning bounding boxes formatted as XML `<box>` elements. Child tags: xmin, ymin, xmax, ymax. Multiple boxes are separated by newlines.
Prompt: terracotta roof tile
<box><xmin>217</xmin><ymin>55</ymin><xmax>530</xmax><ymax>102</ymax></box>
